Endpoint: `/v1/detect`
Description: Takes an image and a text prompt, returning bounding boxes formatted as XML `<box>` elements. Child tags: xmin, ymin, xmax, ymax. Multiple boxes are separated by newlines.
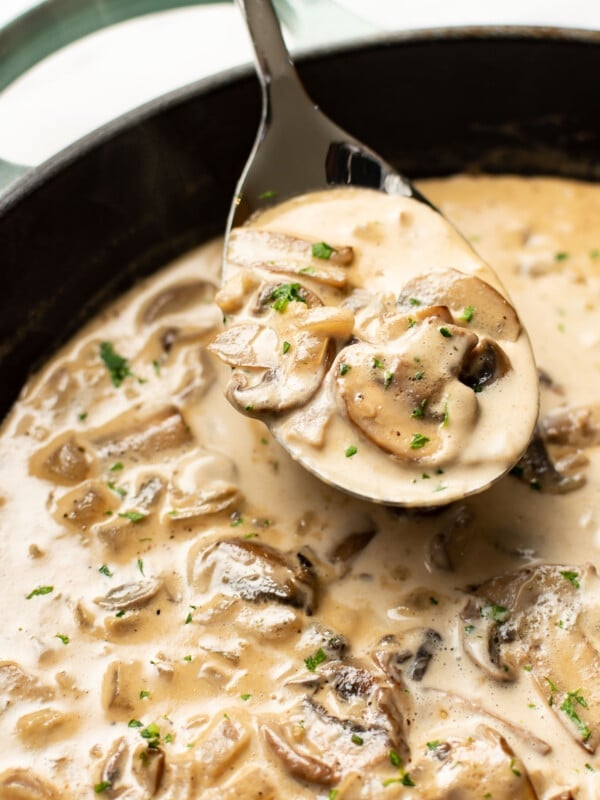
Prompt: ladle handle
<box><xmin>235</xmin><ymin>0</ymin><xmax>308</xmax><ymax>105</ymax></box>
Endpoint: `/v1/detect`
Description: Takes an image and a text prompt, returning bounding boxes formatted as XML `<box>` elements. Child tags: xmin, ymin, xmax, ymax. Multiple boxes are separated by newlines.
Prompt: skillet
<box><xmin>0</xmin><ymin>27</ymin><xmax>599</xmax><ymax>419</ymax></box>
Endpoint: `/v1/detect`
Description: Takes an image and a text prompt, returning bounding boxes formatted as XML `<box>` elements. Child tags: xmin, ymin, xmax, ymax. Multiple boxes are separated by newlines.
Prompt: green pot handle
<box><xmin>0</xmin><ymin>0</ymin><xmax>376</xmax><ymax>195</ymax></box>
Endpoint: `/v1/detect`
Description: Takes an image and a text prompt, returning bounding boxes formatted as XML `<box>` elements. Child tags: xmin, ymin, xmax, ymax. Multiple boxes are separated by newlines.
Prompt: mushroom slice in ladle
<box><xmin>397</xmin><ymin>268</ymin><xmax>521</xmax><ymax>341</ymax></box>
<box><xmin>335</xmin><ymin>315</ymin><xmax>480</xmax><ymax>464</ymax></box>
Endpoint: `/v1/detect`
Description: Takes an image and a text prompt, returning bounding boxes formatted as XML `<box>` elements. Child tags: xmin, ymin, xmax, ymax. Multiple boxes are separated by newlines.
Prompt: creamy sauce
<box><xmin>213</xmin><ymin>187</ymin><xmax>538</xmax><ymax>505</ymax></box>
<box><xmin>0</xmin><ymin>175</ymin><xmax>599</xmax><ymax>799</ymax></box>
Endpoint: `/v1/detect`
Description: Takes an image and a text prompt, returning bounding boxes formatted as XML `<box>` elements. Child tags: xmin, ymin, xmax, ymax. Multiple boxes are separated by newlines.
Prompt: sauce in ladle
<box><xmin>211</xmin><ymin>187</ymin><xmax>539</xmax><ymax>505</ymax></box>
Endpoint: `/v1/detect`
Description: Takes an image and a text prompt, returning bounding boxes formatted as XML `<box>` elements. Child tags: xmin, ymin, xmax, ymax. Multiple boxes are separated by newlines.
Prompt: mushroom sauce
<box><xmin>0</xmin><ymin>175</ymin><xmax>599</xmax><ymax>800</ymax></box>
<box><xmin>212</xmin><ymin>187</ymin><xmax>538</xmax><ymax>505</ymax></box>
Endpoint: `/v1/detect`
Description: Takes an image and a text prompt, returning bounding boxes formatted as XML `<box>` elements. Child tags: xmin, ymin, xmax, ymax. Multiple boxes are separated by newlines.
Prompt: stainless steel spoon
<box><xmin>226</xmin><ymin>0</ymin><xmax>431</xmax><ymax>236</ymax></box>
<box><xmin>220</xmin><ymin>0</ymin><xmax>539</xmax><ymax>506</ymax></box>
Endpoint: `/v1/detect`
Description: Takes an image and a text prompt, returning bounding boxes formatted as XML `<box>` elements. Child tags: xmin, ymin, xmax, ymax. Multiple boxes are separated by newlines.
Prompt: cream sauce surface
<box><xmin>0</xmin><ymin>176</ymin><xmax>599</xmax><ymax>800</ymax></box>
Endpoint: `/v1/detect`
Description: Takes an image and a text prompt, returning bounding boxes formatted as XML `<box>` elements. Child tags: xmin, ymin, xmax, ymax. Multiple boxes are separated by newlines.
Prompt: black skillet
<box><xmin>1</xmin><ymin>27</ymin><xmax>599</xmax><ymax>420</ymax></box>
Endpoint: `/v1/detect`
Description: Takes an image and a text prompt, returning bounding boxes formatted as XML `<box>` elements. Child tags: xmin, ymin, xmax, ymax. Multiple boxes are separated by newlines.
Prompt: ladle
<box><xmin>218</xmin><ymin>0</ymin><xmax>539</xmax><ymax>506</ymax></box>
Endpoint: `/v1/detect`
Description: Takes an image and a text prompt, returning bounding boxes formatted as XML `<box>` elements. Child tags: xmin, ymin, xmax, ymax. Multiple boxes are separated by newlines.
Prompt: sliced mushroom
<box><xmin>227</xmin><ymin>228</ymin><xmax>352</xmax><ymax>287</ymax></box>
<box><xmin>96</xmin><ymin>737</ymin><xmax>130</xmax><ymax>797</ymax></box>
<box><xmin>409</xmin><ymin>726</ymin><xmax>538</xmax><ymax>799</ymax></box>
<box><xmin>328</xmin><ymin>527</ymin><xmax>377</xmax><ymax>567</ymax></box>
<box><xmin>397</xmin><ymin>268</ymin><xmax>521</xmax><ymax>341</ymax></box>
<box><xmin>54</xmin><ymin>481</ymin><xmax>115</xmax><ymax>532</ymax></box>
<box><xmin>373</xmin><ymin>627</ymin><xmax>442</xmax><ymax>683</ymax></box>
<box><xmin>101</xmin><ymin>662</ymin><xmax>143</xmax><ymax>713</ymax></box>
<box><xmin>95</xmin><ymin>578</ymin><xmax>162</xmax><ymax>611</ymax></box>
<box><xmin>93</xmin><ymin>406</ymin><xmax>192</xmax><ymax>461</ymax></box>
<box><xmin>462</xmin><ymin>563</ymin><xmax>600</xmax><ymax>751</ymax></box>
<box><xmin>425</xmin><ymin>504</ymin><xmax>474</xmax><ymax>571</ymax></box>
<box><xmin>141</xmin><ymin>280</ymin><xmax>216</xmax><ymax>324</ymax></box>
<box><xmin>335</xmin><ymin>317</ymin><xmax>479</xmax><ymax>463</ymax></box>
<box><xmin>511</xmin><ymin>433</ymin><xmax>586</xmax><ymax>493</ymax></box>
<box><xmin>131</xmin><ymin>745</ymin><xmax>165</xmax><ymax>795</ymax></box>
<box><xmin>0</xmin><ymin>769</ymin><xmax>57</xmax><ymax>800</ymax></box>
<box><xmin>193</xmin><ymin>713</ymin><xmax>250</xmax><ymax>778</ymax></box>
<box><xmin>30</xmin><ymin>434</ymin><xmax>94</xmax><ymax>485</ymax></box>
<box><xmin>0</xmin><ymin>661</ymin><xmax>54</xmax><ymax>709</ymax></box>
<box><xmin>263</xmin><ymin>694</ymin><xmax>397</xmax><ymax>788</ymax></box>
<box><xmin>540</xmin><ymin>403</ymin><xmax>600</xmax><ymax>448</ymax></box>
<box><xmin>459</xmin><ymin>336</ymin><xmax>511</xmax><ymax>390</ymax></box>
<box><xmin>188</xmin><ymin>538</ymin><xmax>317</xmax><ymax>614</ymax></box>
<box><xmin>16</xmin><ymin>708</ymin><xmax>77</xmax><ymax>744</ymax></box>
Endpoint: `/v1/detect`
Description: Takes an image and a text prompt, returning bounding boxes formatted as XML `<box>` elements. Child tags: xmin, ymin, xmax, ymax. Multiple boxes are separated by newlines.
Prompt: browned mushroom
<box><xmin>92</xmin><ymin>406</ymin><xmax>193</xmax><ymax>461</ymax></box>
<box><xmin>227</xmin><ymin>227</ymin><xmax>353</xmax><ymax>287</ymax></box>
<box><xmin>30</xmin><ymin>434</ymin><xmax>94</xmax><ymax>485</ymax></box>
<box><xmin>140</xmin><ymin>280</ymin><xmax>216</xmax><ymax>324</ymax></box>
<box><xmin>0</xmin><ymin>768</ymin><xmax>58</xmax><ymax>800</ymax></box>
<box><xmin>335</xmin><ymin>316</ymin><xmax>479</xmax><ymax>462</ymax></box>
<box><xmin>462</xmin><ymin>564</ymin><xmax>600</xmax><ymax>751</ymax></box>
<box><xmin>95</xmin><ymin>578</ymin><xmax>162</xmax><ymax>612</ymax></box>
<box><xmin>510</xmin><ymin>433</ymin><xmax>586</xmax><ymax>493</ymax></box>
<box><xmin>188</xmin><ymin>537</ymin><xmax>317</xmax><ymax>614</ymax></box>
<box><xmin>397</xmin><ymin>268</ymin><xmax>521</xmax><ymax>341</ymax></box>
<box><xmin>409</xmin><ymin>726</ymin><xmax>538</xmax><ymax>799</ymax></box>
<box><xmin>540</xmin><ymin>403</ymin><xmax>600</xmax><ymax>448</ymax></box>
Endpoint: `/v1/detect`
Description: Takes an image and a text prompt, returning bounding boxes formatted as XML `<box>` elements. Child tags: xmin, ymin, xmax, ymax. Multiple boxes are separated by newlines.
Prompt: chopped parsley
<box><xmin>345</xmin><ymin>445</ymin><xmax>358</xmax><ymax>458</ymax></box>
<box><xmin>389</xmin><ymin>750</ymin><xmax>402</xmax><ymax>767</ymax></box>
<box><xmin>464</xmin><ymin>625</ymin><xmax>475</xmax><ymax>635</ymax></box>
<box><xmin>185</xmin><ymin>612</ymin><xmax>193</xmax><ymax>624</ymax></box>
<box><xmin>339</xmin><ymin>363</ymin><xmax>351</xmax><ymax>376</ymax></box>
<box><xmin>55</xmin><ymin>634</ymin><xmax>70</xmax><ymax>645</ymax></box>
<box><xmin>128</xmin><ymin>719</ymin><xmax>143</xmax><ymax>728</ymax></box>
<box><xmin>230</xmin><ymin>514</ymin><xmax>243</xmax><ymax>527</ymax></box>
<box><xmin>351</xmin><ymin>733</ymin><xmax>364</xmax><ymax>746</ymax></box>
<box><xmin>411</xmin><ymin>399</ymin><xmax>427</xmax><ymax>418</ymax></box>
<box><xmin>304</xmin><ymin>647</ymin><xmax>327</xmax><ymax>672</ymax></box>
<box><xmin>414</xmin><ymin>370</ymin><xmax>424</xmax><ymax>381</ymax></box>
<box><xmin>26</xmin><ymin>585</ymin><xmax>53</xmax><ymax>599</ymax></box>
<box><xmin>410</xmin><ymin>433</ymin><xmax>430</xmax><ymax>450</ymax></box>
<box><xmin>109</xmin><ymin>462</ymin><xmax>123</xmax><ymax>472</ymax></box>
<box><xmin>372</xmin><ymin>357</ymin><xmax>384</xmax><ymax>369</ymax></box>
<box><xmin>164</xmin><ymin>733</ymin><xmax>174</xmax><ymax>744</ymax></box>
<box><xmin>509</xmin><ymin>758</ymin><xmax>522</xmax><ymax>777</ymax></box>
<box><xmin>407</xmin><ymin>317</ymin><xmax>417</xmax><ymax>328</ymax></box>
<box><xmin>107</xmin><ymin>481</ymin><xmax>126</xmax><ymax>497</ymax></box>
<box><xmin>328</xmin><ymin>791</ymin><xmax>339</xmax><ymax>800</ymax></box>
<box><xmin>282</xmin><ymin>341</ymin><xmax>291</xmax><ymax>354</ymax></box>
<box><xmin>139</xmin><ymin>690</ymin><xmax>151</xmax><ymax>700</ymax></box>
<box><xmin>118</xmin><ymin>511</ymin><xmax>146</xmax><ymax>523</ymax></box>
<box><xmin>460</xmin><ymin>305</ymin><xmax>475</xmax><ymax>323</ymax></box>
<box><xmin>241</xmin><ymin>693</ymin><xmax>252</xmax><ymax>701</ymax></box>
<box><xmin>100</xmin><ymin>341</ymin><xmax>132</xmax><ymax>387</ymax></box>
<box><xmin>443</xmin><ymin>398</ymin><xmax>450</xmax><ymax>427</ymax></box>
<box><xmin>555</xmin><ymin>251</ymin><xmax>569</xmax><ymax>261</ymax></box>
<box><xmin>115</xmin><ymin>610</ymin><xmax>126</xmax><ymax>618</ymax></box>
<box><xmin>94</xmin><ymin>782</ymin><xmax>111</xmax><ymax>794</ymax></box>
<box><xmin>439</xmin><ymin>326</ymin><xmax>453</xmax><ymax>338</ymax></box>
<box><xmin>590</xmin><ymin>249</ymin><xmax>600</xmax><ymax>259</ymax></box>
<box><xmin>311</xmin><ymin>241</ymin><xmax>336</xmax><ymax>259</ymax></box>
<box><xmin>152</xmin><ymin>359</ymin><xmax>161</xmax><ymax>376</ymax></box>
<box><xmin>78</xmin><ymin>411</ymin><xmax>88</xmax><ymax>421</ymax></box>
<box><xmin>560</xmin><ymin>570</ymin><xmax>580</xmax><ymax>589</ymax></box>
<box><xmin>183</xmin><ymin>655</ymin><xmax>192</xmax><ymax>662</ymax></box>
<box><xmin>140</xmin><ymin>722</ymin><xmax>161</xmax><ymax>748</ymax></box>
<box><xmin>299</xmin><ymin>265</ymin><xmax>316</xmax><ymax>274</ymax></box>
<box><xmin>560</xmin><ymin>689</ymin><xmax>591</xmax><ymax>741</ymax></box>
<box><xmin>258</xmin><ymin>189</ymin><xmax>277</xmax><ymax>199</ymax></box>
<box><xmin>409</xmin><ymin>297</ymin><xmax>421</xmax><ymax>306</ymax></box>
<box><xmin>384</xmin><ymin>370</ymin><xmax>393</xmax><ymax>390</ymax></box>
<box><xmin>426</xmin><ymin>741</ymin><xmax>440</xmax><ymax>751</ymax></box>
<box><xmin>586</xmin><ymin>763</ymin><xmax>596</xmax><ymax>772</ymax></box>
<box><xmin>481</xmin><ymin>603</ymin><xmax>509</xmax><ymax>623</ymax></box>
<box><xmin>269</xmin><ymin>283</ymin><xmax>307</xmax><ymax>312</ymax></box>
<box><xmin>137</xmin><ymin>558</ymin><xmax>144</xmax><ymax>575</ymax></box>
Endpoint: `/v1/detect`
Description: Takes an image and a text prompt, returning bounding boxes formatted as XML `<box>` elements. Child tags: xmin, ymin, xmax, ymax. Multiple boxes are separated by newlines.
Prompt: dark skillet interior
<box><xmin>1</xmin><ymin>29</ymin><xmax>599</xmax><ymax>419</ymax></box>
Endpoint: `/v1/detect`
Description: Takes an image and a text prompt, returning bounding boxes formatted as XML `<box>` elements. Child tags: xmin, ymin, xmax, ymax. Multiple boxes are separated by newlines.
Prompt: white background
<box><xmin>0</xmin><ymin>0</ymin><xmax>598</xmax><ymax>167</ymax></box>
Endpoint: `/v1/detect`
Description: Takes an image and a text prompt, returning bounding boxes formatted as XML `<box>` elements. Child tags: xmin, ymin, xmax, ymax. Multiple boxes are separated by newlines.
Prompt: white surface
<box><xmin>0</xmin><ymin>0</ymin><xmax>598</xmax><ymax>167</ymax></box>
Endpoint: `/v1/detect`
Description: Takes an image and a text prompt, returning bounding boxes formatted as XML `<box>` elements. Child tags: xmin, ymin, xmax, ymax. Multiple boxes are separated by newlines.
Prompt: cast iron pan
<box><xmin>1</xmin><ymin>28</ymin><xmax>599</xmax><ymax>420</ymax></box>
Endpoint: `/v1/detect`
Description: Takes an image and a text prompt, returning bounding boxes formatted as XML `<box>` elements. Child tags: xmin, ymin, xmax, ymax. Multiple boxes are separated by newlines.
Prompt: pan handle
<box><xmin>0</xmin><ymin>0</ymin><xmax>377</xmax><ymax>195</ymax></box>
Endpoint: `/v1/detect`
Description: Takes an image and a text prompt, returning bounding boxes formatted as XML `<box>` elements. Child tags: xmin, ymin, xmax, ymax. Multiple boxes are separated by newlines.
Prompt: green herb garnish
<box><xmin>304</xmin><ymin>647</ymin><xmax>327</xmax><ymax>672</ymax></box>
<box><xmin>259</xmin><ymin>190</ymin><xmax>277</xmax><ymax>199</ymax></box>
<box><xmin>139</xmin><ymin>690</ymin><xmax>151</xmax><ymax>700</ymax></box>
<box><xmin>345</xmin><ymin>445</ymin><xmax>358</xmax><ymax>458</ymax></box>
<box><xmin>241</xmin><ymin>693</ymin><xmax>252</xmax><ymax>701</ymax></box>
<box><xmin>128</xmin><ymin>719</ymin><xmax>143</xmax><ymax>728</ymax></box>
<box><xmin>410</xmin><ymin>433</ymin><xmax>430</xmax><ymax>450</ymax></box>
<box><xmin>109</xmin><ymin>462</ymin><xmax>123</xmax><ymax>472</ymax></box>
<box><xmin>55</xmin><ymin>634</ymin><xmax>70</xmax><ymax>645</ymax></box>
<box><xmin>460</xmin><ymin>305</ymin><xmax>475</xmax><ymax>323</ymax></box>
<box><xmin>118</xmin><ymin>511</ymin><xmax>145</xmax><ymax>523</ymax></box>
<box><xmin>94</xmin><ymin>782</ymin><xmax>111</xmax><ymax>794</ymax></box>
<box><xmin>409</xmin><ymin>297</ymin><xmax>421</xmax><ymax>306</ymax></box>
<box><xmin>26</xmin><ymin>585</ymin><xmax>53</xmax><ymax>599</ymax></box>
<box><xmin>311</xmin><ymin>241</ymin><xmax>336</xmax><ymax>259</ymax></box>
<box><xmin>100</xmin><ymin>341</ymin><xmax>132</xmax><ymax>387</ymax></box>
<box><xmin>481</xmin><ymin>603</ymin><xmax>509</xmax><ymax>623</ymax></box>
<box><xmin>282</xmin><ymin>341</ymin><xmax>291</xmax><ymax>354</ymax></box>
<box><xmin>560</xmin><ymin>689</ymin><xmax>591</xmax><ymax>741</ymax></box>
<box><xmin>339</xmin><ymin>363</ymin><xmax>351</xmax><ymax>376</ymax></box>
<box><xmin>560</xmin><ymin>570</ymin><xmax>580</xmax><ymax>589</ymax></box>
<box><xmin>269</xmin><ymin>283</ymin><xmax>307</xmax><ymax>312</ymax></box>
<box><xmin>439</xmin><ymin>327</ymin><xmax>453</xmax><ymax>338</ymax></box>
<box><xmin>351</xmin><ymin>734</ymin><xmax>364</xmax><ymax>746</ymax></box>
